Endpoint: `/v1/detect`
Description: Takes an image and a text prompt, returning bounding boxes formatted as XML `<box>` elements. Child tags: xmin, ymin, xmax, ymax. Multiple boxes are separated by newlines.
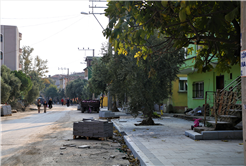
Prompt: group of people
<box><xmin>61</xmin><ymin>98</ymin><xmax>72</xmax><ymax>107</ymax></box>
<box><xmin>37</xmin><ymin>98</ymin><xmax>53</xmax><ymax>113</ymax></box>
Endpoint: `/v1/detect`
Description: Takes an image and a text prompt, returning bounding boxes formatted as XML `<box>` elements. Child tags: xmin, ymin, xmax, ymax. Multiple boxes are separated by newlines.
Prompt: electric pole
<box><xmin>241</xmin><ymin>1</ymin><xmax>246</xmax><ymax>164</ymax></box>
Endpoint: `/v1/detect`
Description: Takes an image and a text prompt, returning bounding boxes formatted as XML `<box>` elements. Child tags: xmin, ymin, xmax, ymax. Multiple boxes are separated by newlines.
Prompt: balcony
<box><xmin>19</xmin><ymin>48</ymin><xmax>22</xmax><ymax>55</ymax></box>
<box><xmin>19</xmin><ymin>33</ymin><xmax>22</xmax><ymax>40</ymax></box>
<box><xmin>19</xmin><ymin>63</ymin><xmax>22</xmax><ymax>70</ymax></box>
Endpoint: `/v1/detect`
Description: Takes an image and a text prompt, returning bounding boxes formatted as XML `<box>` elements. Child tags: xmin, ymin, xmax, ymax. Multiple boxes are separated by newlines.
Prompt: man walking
<box><xmin>61</xmin><ymin>98</ymin><xmax>64</xmax><ymax>106</ymax></box>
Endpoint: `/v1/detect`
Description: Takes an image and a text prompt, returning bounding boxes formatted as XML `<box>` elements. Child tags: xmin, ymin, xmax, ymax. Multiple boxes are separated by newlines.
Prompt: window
<box><xmin>193</xmin><ymin>82</ymin><xmax>204</xmax><ymax>98</ymax></box>
<box><xmin>179</xmin><ymin>77</ymin><xmax>187</xmax><ymax>92</ymax></box>
<box><xmin>1</xmin><ymin>51</ymin><xmax>3</xmax><ymax>60</ymax></box>
<box><xmin>230</xmin><ymin>73</ymin><xmax>232</xmax><ymax>79</ymax></box>
<box><xmin>0</xmin><ymin>34</ymin><xmax>2</xmax><ymax>42</ymax></box>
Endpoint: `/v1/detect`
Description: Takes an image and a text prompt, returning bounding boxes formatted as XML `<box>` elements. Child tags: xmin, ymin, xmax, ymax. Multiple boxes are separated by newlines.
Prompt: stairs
<box><xmin>207</xmin><ymin>76</ymin><xmax>242</xmax><ymax>130</ymax></box>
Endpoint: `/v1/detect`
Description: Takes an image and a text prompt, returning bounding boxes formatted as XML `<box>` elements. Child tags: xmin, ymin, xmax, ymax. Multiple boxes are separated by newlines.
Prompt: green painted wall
<box><xmin>187</xmin><ymin>64</ymin><xmax>240</xmax><ymax>109</ymax></box>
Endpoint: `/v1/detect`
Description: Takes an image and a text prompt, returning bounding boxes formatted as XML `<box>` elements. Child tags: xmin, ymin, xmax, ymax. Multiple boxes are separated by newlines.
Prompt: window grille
<box><xmin>192</xmin><ymin>82</ymin><xmax>204</xmax><ymax>98</ymax></box>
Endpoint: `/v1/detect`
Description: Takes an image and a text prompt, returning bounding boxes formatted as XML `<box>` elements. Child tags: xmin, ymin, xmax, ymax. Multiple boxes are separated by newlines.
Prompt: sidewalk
<box><xmin>112</xmin><ymin>115</ymin><xmax>244</xmax><ymax>166</ymax></box>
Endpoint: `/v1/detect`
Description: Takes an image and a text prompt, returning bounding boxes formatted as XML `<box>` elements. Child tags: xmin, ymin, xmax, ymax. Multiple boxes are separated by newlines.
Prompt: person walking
<box><xmin>67</xmin><ymin>98</ymin><xmax>70</xmax><ymax>107</ymax></box>
<box><xmin>61</xmin><ymin>98</ymin><xmax>64</xmax><ymax>106</ymax></box>
<box><xmin>37</xmin><ymin>99</ymin><xmax>41</xmax><ymax>113</ymax></box>
<box><xmin>43</xmin><ymin>101</ymin><xmax>47</xmax><ymax>113</ymax></box>
<box><xmin>48</xmin><ymin>98</ymin><xmax>53</xmax><ymax>109</ymax></box>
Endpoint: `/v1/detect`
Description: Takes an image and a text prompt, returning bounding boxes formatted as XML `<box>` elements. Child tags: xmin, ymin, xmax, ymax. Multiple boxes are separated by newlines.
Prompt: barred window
<box><xmin>193</xmin><ymin>82</ymin><xmax>204</xmax><ymax>98</ymax></box>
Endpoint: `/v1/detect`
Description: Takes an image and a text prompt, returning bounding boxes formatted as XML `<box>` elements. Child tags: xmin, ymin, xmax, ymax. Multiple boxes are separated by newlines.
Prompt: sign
<box><xmin>241</xmin><ymin>49</ymin><xmax>246</xmax><ymax>76</ymax></box>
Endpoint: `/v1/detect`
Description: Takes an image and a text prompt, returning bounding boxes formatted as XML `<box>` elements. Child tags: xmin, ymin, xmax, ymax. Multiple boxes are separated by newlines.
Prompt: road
<box><xmin>1</xmin><ymin>105</ymin><xmax>129</xmax><ymax>166</ymax></box>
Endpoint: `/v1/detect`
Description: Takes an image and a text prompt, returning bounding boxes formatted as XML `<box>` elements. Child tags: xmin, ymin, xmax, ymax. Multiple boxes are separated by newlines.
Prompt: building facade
<box><xmin>1</xmin><ymin>25</ymin><xmax>22</xmax><ymax>71</ymax></box>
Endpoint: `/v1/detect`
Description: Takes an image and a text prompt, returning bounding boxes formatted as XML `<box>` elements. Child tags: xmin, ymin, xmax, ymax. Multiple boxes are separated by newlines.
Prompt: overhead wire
<box><xmin>19</xmin><ymin>15</ymin><xmax>80</xmax><ymax>28</ymax></box>
<box><xmin>1</xmin><ymin>14</ymin><xmax>79</xmax><ymax>20</ymax></box>
<box><xmin>2</xmin><ymin>15</ymin><xmax>87</xmax><ymax>55</ymax></box>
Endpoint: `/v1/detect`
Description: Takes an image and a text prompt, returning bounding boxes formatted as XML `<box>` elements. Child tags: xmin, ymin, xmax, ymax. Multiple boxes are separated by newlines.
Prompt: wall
<box><xmin>187</xmin><ymin>64</ymin><xmax>241</xmax><ymax>109</ymax></box>
<box><xmin>171</xmin><ymin>74</ymin><xmax>188</xmax><ymax>112</ymax></box>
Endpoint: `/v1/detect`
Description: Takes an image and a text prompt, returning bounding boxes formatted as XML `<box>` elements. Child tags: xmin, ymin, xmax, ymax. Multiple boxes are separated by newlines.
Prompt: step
<box><xmin>228</xmin><ymin>109</ymin><xmax>242</xmax><ymax>112</ymax></box>
<box><xmin>207</xmin><ymin>121</ymin><xmax>231</xmax><ymax>125</ymax></box>
<box><xmin>219</xmin><ymin>115</ymin><xmax>239</xmax><ymax>118</ymax></box>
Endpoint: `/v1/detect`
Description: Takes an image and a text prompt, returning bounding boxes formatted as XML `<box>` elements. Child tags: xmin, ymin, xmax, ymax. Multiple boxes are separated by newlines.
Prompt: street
<box><xmin>1</xmin><ymin>105</ymin><xmax>129</xmax><ymax>166</ymax></box>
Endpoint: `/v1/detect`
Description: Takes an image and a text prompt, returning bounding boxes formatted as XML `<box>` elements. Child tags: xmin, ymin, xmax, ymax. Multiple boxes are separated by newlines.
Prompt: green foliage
<box><xmin>152</xmin><ymin>112</ymin><xmax>161</xmax><ymax>118</ymax></box>
<box><xmin>1</xmin><ymin>65</ymin><xmax>22</xmax><ymax>105</ymax></box>
<box><xmin>91</xmin><ymin>32</ymin><xmax>184</xmax><ymax>120</ymax></box>
<box><xmin>24</xmin><ymin>82</ymin><xmax>40</xmax><ymax>106</ymax></box>
<box><xmin>104</xmin><ymin>1</ymin><xmax>240</xmax><ymax>73</ymax></box>
<box><xmin>34</xmin><ymin>55</ymin><xmax>49</xmax><ymax>77</ymax></box>
<box><xmin>45</xmin><ymin>84</ymin><xmax>58</xmax><ymax>100</ymax></box>
<box><xmin>1</xmin><ymin>77</ymin><xmax>11</xmax><ymax>104</ymax></box>
<box><xmin>89</xmin><ymin>57</ymin><xmax>109</xmax><ymax>96</ymax></box>
<box><xmin>65</xmin><ymin>78</ymin><xmax>91</xmax><ymax>100</ymax></box>
<box><xmin>24</xmin><ymin>71</ymin><xmax>44</xmax><ymax>105</ymax></box>
<box><xmin>12</xmin><ymin>70</ymin><xmax>33</xmax><ymax>96</ymax></box>
<box><xmin>21</xmin><ymin>46</ymin><xmax>33</xmax><ymax>74</ymax></box>
<box><xmin>57</xmin><ymin>88</ymin><xmax>65</xmax><ymax>101</ymax></box>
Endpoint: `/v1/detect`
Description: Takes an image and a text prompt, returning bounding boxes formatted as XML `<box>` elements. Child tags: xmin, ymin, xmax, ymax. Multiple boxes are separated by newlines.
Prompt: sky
<box><xmin>1</xmin><ymin>1</ymin><xmax>109</xmax><ymax>77</ymax></box>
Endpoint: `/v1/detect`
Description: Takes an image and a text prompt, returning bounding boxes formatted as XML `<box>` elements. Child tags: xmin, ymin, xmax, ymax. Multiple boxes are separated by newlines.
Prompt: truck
<box><xmin>80</xmin><ymin>100</ymin><xmax>100</xmax><ymax>113</ymax></box>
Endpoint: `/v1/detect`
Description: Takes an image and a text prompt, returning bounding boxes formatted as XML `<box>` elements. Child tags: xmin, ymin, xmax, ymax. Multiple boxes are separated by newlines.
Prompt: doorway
<box><xmin>216</xmin><ymin>75</ymin><xmax>224</xmax><ymax>90</ymax></box>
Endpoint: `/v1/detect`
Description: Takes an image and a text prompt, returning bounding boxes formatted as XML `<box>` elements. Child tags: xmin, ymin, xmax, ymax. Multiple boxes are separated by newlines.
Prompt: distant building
<box><xmin>84</xmin><ymin>56</ymin><xmax>100</xmax><ymax>80</ymax></box>
<box><xmin>1</xmin><ymin>25</ymin><xmax>22</xmax><ymax>71</ymax></box>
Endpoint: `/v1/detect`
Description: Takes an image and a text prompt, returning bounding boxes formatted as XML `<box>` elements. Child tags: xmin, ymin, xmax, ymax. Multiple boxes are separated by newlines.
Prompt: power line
<box><xmin>2</xmin><ymin>16</ymin><xmax>86</xmax><ymax>55</ymax></box>
<box><xmin>19</xmin><ymin>15</ymin><xmax>80</xmax><ymax>28</ymax></box>
<box><xmin>1</xmin><ymin>14</ymin><xmax>79</xmax><ymax>20</ymax></box>
<box><xmin>30</xmin><ymin>16</ymin><xmax>85</xmax><ymax>46</ymax></box>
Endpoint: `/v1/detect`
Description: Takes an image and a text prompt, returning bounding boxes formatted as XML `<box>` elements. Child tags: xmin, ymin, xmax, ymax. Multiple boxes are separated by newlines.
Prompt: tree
<box><xmin>1</xmin><ymin>65</ymin><xmax>22</xmax><ymax>105</ymax></box>
<box><xmin>24</xmin><ymin>71</ymin><xmax>45</xmax><ymax>106</ymax></box>
<box><xmin>57</xmin><ymin>88</ymin><xmax>65</xmax><ymax>101</ymax></box>
<box><xmin>1</xmin><ymin>77</ymin><xmax>11</xmax><ymax>104</ymax></box>
<box><xmin>91</xmin><ymin>33</ymin><xmax>184</xmax><ymax>124</ymax></box>
<box><xmin>104</xmin><ymin>1</ymin><xmax>240</xmax><ymax>73</ymax></box>
<box><xmin>65</xmin><ymin>78</ymin><xmax>91</xmax><ymax>100</ymax></box>
<box><xmin>45</xmin><ymin>84</ymin><xmax>58</xmax><ymax>101</ymax></box>
<box><xmin>21</xmin><ymin>46</ymin><xmax>33</xmax><ymax>74</ymax></box>
<box><xmin>34</xmin><ymin>55</ymin><xmax>49</xmax><ymax>77</ymax></box>
<box><xmin>12</xmin><ymin>70</ymin><xmax>33</xmax><ymax>97</ymax></box>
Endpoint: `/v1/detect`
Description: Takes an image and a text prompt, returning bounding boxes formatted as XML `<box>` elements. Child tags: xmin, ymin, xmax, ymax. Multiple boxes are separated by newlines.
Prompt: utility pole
<box><xmin>241</xmin><ymin>1</ymin><xmax>246</xmax><ymax>164</ymax></box>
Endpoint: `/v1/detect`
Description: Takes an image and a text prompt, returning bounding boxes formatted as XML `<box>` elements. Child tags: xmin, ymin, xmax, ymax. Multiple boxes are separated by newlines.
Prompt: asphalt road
<box><xmin>1</xmin><ymin>105</ymin><xmax>129</xmax><ymax>166</ymax></box>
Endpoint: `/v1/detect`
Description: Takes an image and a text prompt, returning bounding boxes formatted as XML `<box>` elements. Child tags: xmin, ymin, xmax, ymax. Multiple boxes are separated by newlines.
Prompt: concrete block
<box><xmin>201</xmin><ymin>131</ymin><xmax>219</xmax><ymax>140</ymax></box>
<box><xmin>234</xmin><ymin>130</ymin><xmax>243</xmax><ymax>139</ymax></box>
<box><xmin>218</xmin><ymin>131</ymin><xmax>234</xmax><ymax>139</ymax></box>
<box><xmin>1</xmin><ymin>105</ymin><xmax>11</xmax><ymax>116</ymax></box>
<box><xmin>185</xmin><ymin>130</ymin><xmax>203</xmax><ymax>140</ymax></box>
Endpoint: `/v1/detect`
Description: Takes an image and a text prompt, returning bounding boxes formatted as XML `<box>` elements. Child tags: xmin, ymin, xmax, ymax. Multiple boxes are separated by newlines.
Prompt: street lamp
<box><xmin>80</xmin><ymin>11</ymin><xmax>104</xmax><ymax>30</ymax></box>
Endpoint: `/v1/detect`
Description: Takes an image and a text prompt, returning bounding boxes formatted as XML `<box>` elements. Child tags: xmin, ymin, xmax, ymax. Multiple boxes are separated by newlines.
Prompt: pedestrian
<box><xmin>61</xmin><ymin>98</ymin><xmax>64</xmax><ymax>106</ymax></box>
<box><xmin>43</xmin><ymin>101</ymin><xmax>47</xmax><ymax>113</ymax></box>
<box><xmin>37</xmin><ymin>99</ymin><xmax>41</xmax><ymax>113</ymax></box>
<box><xmin>67</xmin><ymin>98</ymin><xmax>70</xmax><ymax>107</ymax></box>
<box><xmin>48</xmin><ymin>98</ymin><xmax>53</xmax><ymax>109</ymax></box>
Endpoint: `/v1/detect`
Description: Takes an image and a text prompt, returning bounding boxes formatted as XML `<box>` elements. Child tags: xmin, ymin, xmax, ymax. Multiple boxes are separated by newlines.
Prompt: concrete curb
<box><xmin>113</xmin><ymin>122</ymin><xmax>154</xmax><ymax>166</ymax></box>
<box><xmin>185</xmin><ymin>130</ymin><xmax>243</xmax><ymax>140</ymax></box>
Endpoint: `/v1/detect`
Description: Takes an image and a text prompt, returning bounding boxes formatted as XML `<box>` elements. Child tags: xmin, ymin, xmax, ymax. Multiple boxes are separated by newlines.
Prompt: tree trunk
<box><xmin>139</xmin><ymin>117</ymin><xmax>155</xmax><ymax>125</ymax></box>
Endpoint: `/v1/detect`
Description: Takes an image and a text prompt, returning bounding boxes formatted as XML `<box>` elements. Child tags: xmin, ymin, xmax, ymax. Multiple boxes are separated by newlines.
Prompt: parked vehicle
<box><xmin>80</xmin><ymin>100</ymin><xmax>100</xmax><ymax>113</ymax></box>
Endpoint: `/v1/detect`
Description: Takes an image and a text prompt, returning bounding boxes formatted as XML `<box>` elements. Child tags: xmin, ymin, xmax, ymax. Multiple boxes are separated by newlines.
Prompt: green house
<box><xmin>179</xmin><ymin>45</ymin><xmax>241</xmax><ymax>109</ymax></box>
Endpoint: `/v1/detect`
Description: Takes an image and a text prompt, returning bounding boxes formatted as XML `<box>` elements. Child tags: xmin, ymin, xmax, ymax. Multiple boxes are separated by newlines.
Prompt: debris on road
<box><xmin>78</xmin><ymin>145</ymin><xmax>90</xmax><ymax>149</ymax></box>
<box><xmin>60</xmin><ymin>147</ymin><xmax>66</xmax><ymax>150</ymax></box>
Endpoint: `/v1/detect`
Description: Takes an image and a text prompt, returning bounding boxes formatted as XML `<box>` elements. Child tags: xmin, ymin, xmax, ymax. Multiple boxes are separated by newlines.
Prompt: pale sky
<box><xmin>1</xmin><ymin>1</ymin><xmax>109</xmax><ymax>77</ymax></box>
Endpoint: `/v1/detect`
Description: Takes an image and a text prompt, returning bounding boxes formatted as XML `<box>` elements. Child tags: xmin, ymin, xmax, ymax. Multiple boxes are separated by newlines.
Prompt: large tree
<box><xmin>91</xmin><ymin>33</ymin><xmax>185</xmax><ymax>124</ymax></box>
<box><xmin>34</xmin><ymin>55</ymin><xmax>49</xmax><ymax>77</ymax></box>
<box><xmin>65</xmin><ymin>78</ymin><xmax>91</xmax><ymax>100</ymax></box>
<box><xmin>104</xmin><ymin>1</ymin><xmax>240</xmax><ymax>73</ymax></box>
<box><xmin>45</xmin><ymin>84</ymin><xmax>58</xmax><ymax>101</ymax></box>
<box><xmin>1</xmin><ymin>65</ymin><xmax>22</xmax><ymax>105</ymax></box>
<box><xmin>12</xmin><ymin>70</ymin><xmax>33</xmax><ymax>97</ymax></box>
<box><xmin>21</xmin><ymin>46</ymin><xmax>33</xmax><ymax>74</ymax></box>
